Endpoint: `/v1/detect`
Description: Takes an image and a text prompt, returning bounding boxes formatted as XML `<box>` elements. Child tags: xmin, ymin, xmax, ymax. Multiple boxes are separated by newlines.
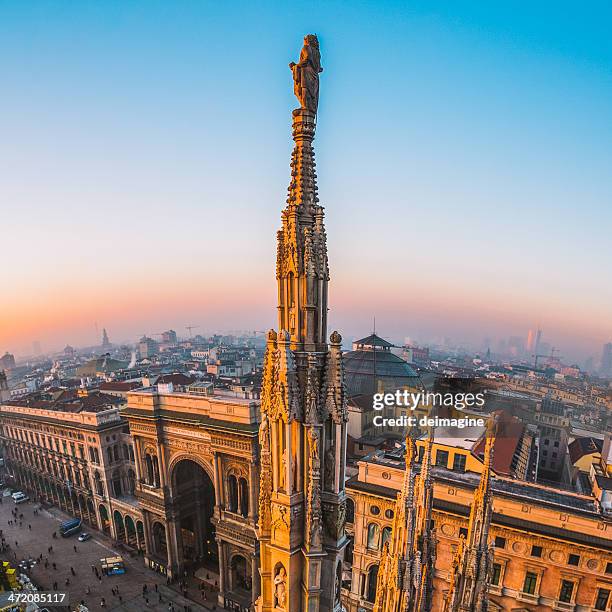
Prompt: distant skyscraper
<box><xmin>161</xmin><ymin>330</ymin><xmax>178</xmax><ymax>344</ymax></box>
<box><xmin>534</xmin><ymin>328</ymin><xmax>542</xmax><ymax>356</ymax></box>
<box><xmin>601</xmin><ymin>342</ymin><xmax>612</xmax><ymax>377</ymax></box>
<box><xmin>526</xmin><ymin>329</ymin><xmax>534</xmax><ymax>352</ymax></box>
<box><xmin>138</xmin><ymin>336</ymin><xmax>158</xmax><ymax>359</ymax></box>
<box><xmin>102</xmin><ymin>328</ymin><xmax>111</xmax><ymax>349</ymax></box>
<box><xmin>0</xmin><ymin>352</ymin><xmax>16</xmax><ymax>370</ymax></box>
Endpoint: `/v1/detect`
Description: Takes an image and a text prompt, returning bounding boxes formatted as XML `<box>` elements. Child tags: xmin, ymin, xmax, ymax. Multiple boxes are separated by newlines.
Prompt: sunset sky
<box><xmin>2</xmin><ymin>1</ymin><xmax>611</xmax><ymax>362</ymax></box>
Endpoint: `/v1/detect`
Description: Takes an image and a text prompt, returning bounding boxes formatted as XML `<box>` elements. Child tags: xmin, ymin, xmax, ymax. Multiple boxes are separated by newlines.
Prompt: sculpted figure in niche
<box><xmin>274</xmin><ymin>566</ymin><xmax>287</xmax><ymax>609</ymax></box>
<box><xmin>325</xmin><ymin>446</ymin><xmax>335</xmax><ymax>489</ymax></box>
<box><xmin>279</xmin><ymin>448</ymin><xmax>287</xmax><ymax>491</ymax></box>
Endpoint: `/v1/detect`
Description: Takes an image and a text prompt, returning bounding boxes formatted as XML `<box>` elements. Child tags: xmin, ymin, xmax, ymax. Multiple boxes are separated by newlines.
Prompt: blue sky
<box><xmin>1</xmin><ymin>1</ymin><xmax>611</xmax><ymax>362</ymax></box>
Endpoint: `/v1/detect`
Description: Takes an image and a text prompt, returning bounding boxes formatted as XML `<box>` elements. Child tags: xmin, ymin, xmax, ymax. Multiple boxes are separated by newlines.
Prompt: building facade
<box><xmin>0</xmin><ymin>394</ymin><xmax>143</xmax><ymax>550</ymax></box>
<box><xmin>122</xmin><ymin>387</ymin><xmax>260</xmax><ymax>609</ymax></box>
<box><xmin>345</xmin><ymin>449</ymin><xmax>612</xmax><ymax>611</ymax></box>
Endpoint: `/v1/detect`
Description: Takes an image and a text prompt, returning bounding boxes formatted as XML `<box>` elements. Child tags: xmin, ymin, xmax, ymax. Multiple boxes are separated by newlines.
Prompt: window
<box><xmin>595</xmin><ymin>588</ymin><xmax>610</xmax><ymax>611</ymax></box>
<box><xmin>544</xmin><ymin>439</ymin><xmax>550</xmax><ymax>445</ymax></box>
<box><xmin>365</xmin><ymin>565</ymin><xmax>379</xmax><ymax>603</ymax></box>
<box><xmin>554</xmin><ymin>440</ymin><xmax>559</xmax><ymax>447</ymax></box>
<box><xmin>523</xmin><ymin>572</ymin><xmax>538</xmax><ymax>595</ymax></box>
<box><xmin>385</xmin><ymin>509</ymin><xmax>394</xmax><ymax>519</ymax></box>
<box><xmin>227</xmin><ymin>475</ymin><xmax>238</xmax><ymax>513</ymax></box>
<box><xmin>559</xmin><ymin>580</ymin><xmax>574</xmax><ymax>603</ymax></box>
<box><xmin>366</xmin><ymin>524</ymin><xmax>380</xmax><ymax>550</ymax></box>
<box><xmin>491</xmin><ymin>563</ymin><xmax>501</xmax><ymax>586</ymax></box>
<box><xmin>494</xmin><ymin>536</ymin><xmax>506</xmax><ymax>549</ymax></box>
<box><xmin>381</xmin><ymin>526</ymin><xmax>392</xmax><ymax>548</ymax></box>
<box><xmin>568</xmin><ymin>554</ymin><xmax>580</xmax><ymax>566</ymax></box>
<box><xmin>436</xmin><ymin>450</ymin><xmax>449</xmax><ymax>468</ymax></box>
<box><xmin>346</xmin><ymin>498</ymin><xmax>355</xmax><ymax>523</ymax></box>
<box><xmin>531</xmin><ymin>545</ymin><xmax>542</xmax><ymax>558</ymax></box>
<box><xmin>607</xmin><ymin>562</ymin><xmax>612</xmax><ymax>575</ymax></box>
<box><xmin>370</xmin><ymin>505</ymin><xmax>380</xmax><ymax>516</ymax></box>
<box><xmin>452</xmin><ymin>454</ymin><xmax>466</xmax><ymax>472</ymax></box>
<box><xmin>543</xmin><ymin>450</ymin><xmax>548</xmax><ymax>457</ymax></box>
<box><xmin>459</xmin><ymin>527</ymin><xmax>468</xmax><ymax>538</ymax></box>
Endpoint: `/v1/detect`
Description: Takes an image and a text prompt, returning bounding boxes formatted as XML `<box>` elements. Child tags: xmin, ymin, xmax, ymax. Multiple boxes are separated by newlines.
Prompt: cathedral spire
<box><xmin>444</xmin><ymin>417</ymin><xmax>497</xmax><ymax>612</ymax></box>
<box><xmin>374</xmin><ymin>426</ymin><xmax>436</xmax><ymax>612</ymax></box>
<box><xmin>257</xmin><ymin>35</ymin><xmax>348</xmax><ymax>612</ymax></box>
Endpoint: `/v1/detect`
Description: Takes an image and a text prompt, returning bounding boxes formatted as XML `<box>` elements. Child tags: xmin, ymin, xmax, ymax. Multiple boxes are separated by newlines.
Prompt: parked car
<box><xmin>78</xmin><ymin>532</ymin><xmax>92</xmax><ymax>542</ymax></box>
<box><xmin>11</xmin><ymin>492</ymin><xmax>29</xmax><ymax>504</ymax></box>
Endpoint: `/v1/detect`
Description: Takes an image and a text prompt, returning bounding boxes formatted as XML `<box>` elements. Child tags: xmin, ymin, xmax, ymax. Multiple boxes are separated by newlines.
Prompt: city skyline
<box><xmin>2</xmin><ymin>1</ymin><xmax>611</xmax><ymax>362</ymax></box>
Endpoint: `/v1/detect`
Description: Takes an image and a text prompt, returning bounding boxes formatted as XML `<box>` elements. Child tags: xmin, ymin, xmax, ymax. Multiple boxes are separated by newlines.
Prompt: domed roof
<box><xmin>343</xmin><ymin>333</ymin><xmax>420</xmax><ymax>396</ymax></box>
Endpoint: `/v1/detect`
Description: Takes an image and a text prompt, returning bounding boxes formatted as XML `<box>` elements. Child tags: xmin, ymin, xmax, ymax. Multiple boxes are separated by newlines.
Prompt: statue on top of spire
<box><xmin>290</xmin><ymin>34</ymin><xmax>323</xmax><ymax>113</ymax></box>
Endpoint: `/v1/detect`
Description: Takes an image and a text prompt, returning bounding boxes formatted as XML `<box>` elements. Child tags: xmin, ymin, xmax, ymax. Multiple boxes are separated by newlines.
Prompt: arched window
<box><xmin>127</xmin><ymin>469</ymin><xmax>136</xmax><ymax>495</ymax></box>
<box><xmin>239</xmin><ymin>477</ymin><xmax>249</xmax><ymax>518</ymax></box>
<box><xmin>152</xmin><ymin>456</ymin><xmax>160</xmax><ymax>487</ymax></box>
<box><xmin>128</xmin><ymin>446</ymin><xmax>134</xmax><ymax>461</ymax></box>
<box><xmin>113</xmin><ymin>445</ymin><xmax>120</xmax><ymax>462</ymax></box>
<box><xmin>382</xmin><ymin>526</ymin><xmax>392</xmax><ymax>547</ymax></box>
<box><xmin>366</xmin><ymin>565</ymin><xmax>379</xmax><ymax>603</ymax></box>
<box><xmin>112</xmin><ymin>469</ymin><xmax>122</xmax><ymax>497</ymax></box>
<box><xmin>366</xmin><ymin>523</ymin><xmax>380</xmax><ymax>550</ymax></box>
<box><xmin>145</xmin><ymin>455</ymin><xmax>154</xmax><ymax>485</ymax></box>
<box><xmin>94</xmin><ymin>472</ymin><xmax>104</xmax><ymax>496</ymax></box>
<box><xmin>346</xmin><ymin>497</ymin><xmax>355</xmax><ymax>523</ymax></box>
<box><xmin>107</xmin><ymin>447</ymin><xmax>113</xmax><ymax>464</ymax></box>
<box><xmin>228</xmin><ymin>475</ymin><xmax>238</xmax><ymax>513</ymax></box>
<box><xmin>123</xmin><ymin>444</ymin><xmax>129</xmax><ymax>460</ymax></box>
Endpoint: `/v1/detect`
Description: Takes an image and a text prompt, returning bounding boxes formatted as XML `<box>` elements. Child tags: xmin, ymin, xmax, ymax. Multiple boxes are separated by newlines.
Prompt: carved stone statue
<box><xmin>289</xmin><ymin>34</ymin><xmax>323</xmax><ymax>113</ymax></box>
<box><xmin>324</xmin><ymin>446</ymin><xmax>335</xmax><ymax>489</ymax></box>
<box><xmin>280</xmin><ymin>448</ymin><xmax>287</xmax><ymax>490</ymax></box>
<box><xmin>274</xmin><ymin>566</ymin><xmax>287</xmax><ymax>609</ymax></box>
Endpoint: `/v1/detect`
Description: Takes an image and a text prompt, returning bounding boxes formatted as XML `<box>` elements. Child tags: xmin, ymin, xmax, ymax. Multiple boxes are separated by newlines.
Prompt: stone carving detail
<box><xmin>261</xmin><ymin>330</ymin><xmax>302</xmax><ymax>423</ymax></box>
<box><xmin>257</xmin><ymin>412</ymin><xmax>272</xmax><ymax>533</ymax></box>
<box><xmin>305</xmin><ymin>355</ymin><xmax>321</xmax><ymax>424</ymax></box>
<box><xmin>289</xmin><ymin>34</ymin><xmax>322</xmax><ymax>114</ymax></box>
<box><xmin>274</xmin><ymin>565</ymin><xmax>288</xmax><ymax>609</ymax></box>
<box><xmin>322</xmin><ymin>331</ymin><xmax>348</xmax><ymax>424</ymax></box>
<box><xmin>305</xmin><ymin>427</ymin><xmax>322</xmax><ymax>549</ymax></box>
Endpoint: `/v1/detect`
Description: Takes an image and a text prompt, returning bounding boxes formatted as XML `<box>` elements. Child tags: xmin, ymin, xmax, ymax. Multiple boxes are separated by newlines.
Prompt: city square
<box><xmin>0</xmin><ymin>496</ymin><xmax>215</xmax><ymax>611</ymax></box>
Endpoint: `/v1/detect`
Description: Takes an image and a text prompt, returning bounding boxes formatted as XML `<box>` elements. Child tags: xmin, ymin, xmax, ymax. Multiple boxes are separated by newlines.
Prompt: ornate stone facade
<box><xmin>373</xmin><ymin>428</ymin><xmax>437</xmax><ymax>612</ymax></box>
<box><xmin>0</xmin><ymin>401</ymin><xmax>144</xmax><ymax>549</ymax></box>
<box><xmin>123</xmin><ymin>389</ymin><xmax>260</xmax><ymax>608</ymax></box>
<box><xmin>345</xmin><ymin>447</ymin><xmax>612</xmax><ymax>611</ymax></box>
<box><xmin>256</xmin><ymin>35</ymin><xmax>349</xmax><ymax>612</ymax></box>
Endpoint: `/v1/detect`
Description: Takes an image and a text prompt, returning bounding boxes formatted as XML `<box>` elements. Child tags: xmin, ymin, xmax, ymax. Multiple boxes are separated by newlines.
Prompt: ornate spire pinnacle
<box><xmin>257</xmin><ymin>37</ymin><xmax>347</xmax><ymax>612</ymax></box>
<box><xmin>374</xmin><ymin>427</ymin><xmax>436</xmax><ymax>612</ymax></box>
<box><xmin>444</xmin><ymin>416</ymin><xmax>497</xmax><ymax>612</ymax></box>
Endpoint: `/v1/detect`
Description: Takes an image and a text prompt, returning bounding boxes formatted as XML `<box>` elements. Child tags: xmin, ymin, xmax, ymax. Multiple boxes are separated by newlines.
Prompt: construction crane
<box><xmin>533</xmin><ymin>347</ymin><xmax>561</xmax><ymax>369</ymax></box>
<box><xmin>185</xmin><ymin>325</ymin><xmax>200</xmax><ymax>338</ymax></box>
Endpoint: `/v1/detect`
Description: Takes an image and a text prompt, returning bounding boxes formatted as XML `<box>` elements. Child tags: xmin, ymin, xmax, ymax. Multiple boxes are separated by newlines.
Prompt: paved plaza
<box><xmin>0</xmin><ymin>496</ymin><xmax>220</xmax><ymax>611</ymax></box>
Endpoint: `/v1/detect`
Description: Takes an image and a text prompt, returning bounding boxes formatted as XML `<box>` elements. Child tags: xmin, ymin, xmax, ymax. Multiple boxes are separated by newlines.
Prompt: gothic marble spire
<box><xmin>256</xmin><ymin>35</ymin><xmax>348</xmax><ymax>612</ymax></box>
<box><xmin>444</xmin><ymin>418</ymin><xmax>497</xmax><ymax>612</ymax></box>
<box><xmin>374</xmin><ymin>426</ymin><xmax>437</xmax><ymax>612</ymax></box>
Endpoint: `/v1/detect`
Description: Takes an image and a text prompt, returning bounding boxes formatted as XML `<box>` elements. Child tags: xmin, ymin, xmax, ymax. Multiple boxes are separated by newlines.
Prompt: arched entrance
<box><xmin>113</xmin><ymin>511</ymin><xmax>126</xmax><ymax>542</ymax></box>
<box><xmin>125</xmin><ymin>515</ymin><xmax>137</xmax><ymax>547</ymax></box>
<box><xmin>99</xmin><ymin>504</ymin><xmax>111</xmax><ymax>535</ymax></box>
<box><xmin>171</xmin><ymin>459</ymin><xmax>217</xmax><ymax>572</ymax></box>
<box><xmin>230</xmin><ymin>554</ymin><xmax>251</xmax><ymax>593</ymax></box>
<box><xmin>136</xmin><ymin>521</ymin><xmax>145</xmax><ymax>551</ymax></box>
<box><xmin>152</xmin><ymin>521</ymin><xmax>167</xmax><ymax>557</ymax></box>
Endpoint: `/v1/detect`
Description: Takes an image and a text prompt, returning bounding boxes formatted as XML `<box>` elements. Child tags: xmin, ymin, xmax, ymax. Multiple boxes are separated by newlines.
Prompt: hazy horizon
<box><xmin>2</xmin><ymin>1</ymin><xmax>611</xmax><ymax>364</ymax></box>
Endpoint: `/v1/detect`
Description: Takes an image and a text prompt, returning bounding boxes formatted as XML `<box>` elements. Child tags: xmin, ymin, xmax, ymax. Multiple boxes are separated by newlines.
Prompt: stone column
<box><xmin>133</xmin><ymin>438</ymin><xmax>142</xmax><ymax>483</ymax></box>
<box><xmin>248</xmin><ymin>461</ymin><xmax>257</xmax><ymax>521</ymax></box>
<box><xmin>217</xmin><ymin>541</ymin><xmax>227</xmax><ymax>605</ymax></box>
